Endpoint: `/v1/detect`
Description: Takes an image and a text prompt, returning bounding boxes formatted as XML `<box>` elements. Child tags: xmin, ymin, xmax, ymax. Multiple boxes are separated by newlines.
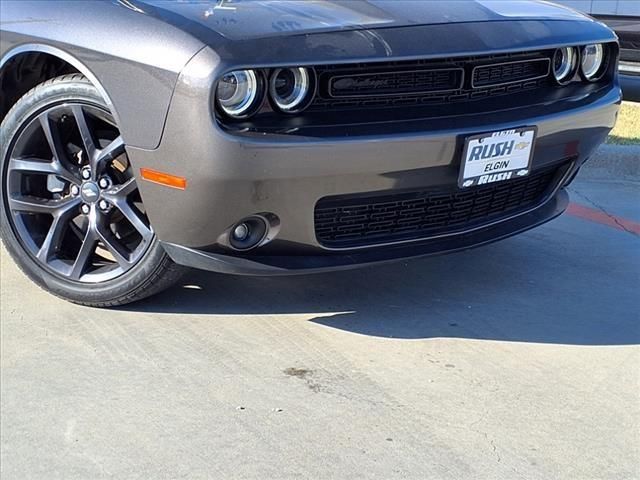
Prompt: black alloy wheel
<box><xmin>1</xmin><ymin>75</ymin><xmax>185</xmax><ymax>306</ymax></box>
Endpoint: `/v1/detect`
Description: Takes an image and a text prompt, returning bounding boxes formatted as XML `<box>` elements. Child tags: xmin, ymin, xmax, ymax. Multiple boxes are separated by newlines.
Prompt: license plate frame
<box><xmin>458</xmin><ymin>126</ymin><xmax>537</xmax><ymax>189</ymax></box>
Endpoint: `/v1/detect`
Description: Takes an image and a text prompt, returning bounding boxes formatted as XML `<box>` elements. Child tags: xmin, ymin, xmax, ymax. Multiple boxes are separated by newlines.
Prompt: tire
<box><xmin>0</xmin><ymin>74</ymin><xmax>187</xmax><ymax>307</ymax></box>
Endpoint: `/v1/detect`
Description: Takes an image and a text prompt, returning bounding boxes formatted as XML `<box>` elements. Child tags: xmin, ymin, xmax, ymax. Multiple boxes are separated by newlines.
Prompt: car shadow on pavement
<box><xmin>123</xmin><ymin>234</ymin><xmax>639</xmax><ymax>346</ymax></box>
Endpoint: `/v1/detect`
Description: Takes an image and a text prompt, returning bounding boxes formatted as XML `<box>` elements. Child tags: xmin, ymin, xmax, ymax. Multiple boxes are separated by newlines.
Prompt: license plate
<box><xmin>459</xmin><ymin>127</ymin><xmax>536</xmax><ymax>188</ymax></box>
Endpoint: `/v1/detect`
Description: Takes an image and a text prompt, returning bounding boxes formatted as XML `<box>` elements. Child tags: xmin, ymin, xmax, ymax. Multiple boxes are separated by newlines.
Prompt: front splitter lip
<box><xmin>161</xmin><ymin>189</ymin><xmax>569</xmax><ymax>276</ymax></box>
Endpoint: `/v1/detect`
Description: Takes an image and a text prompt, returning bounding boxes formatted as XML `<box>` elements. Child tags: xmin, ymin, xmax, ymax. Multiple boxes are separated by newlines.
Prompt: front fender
<box><xmin>0</xmin><ymin>0</ymin><xmax>205</xmax><ymax>149</ymax></box>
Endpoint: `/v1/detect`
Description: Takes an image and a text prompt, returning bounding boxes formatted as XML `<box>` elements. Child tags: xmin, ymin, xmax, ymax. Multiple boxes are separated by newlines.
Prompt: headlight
<box><xmin>581</xmin><ymin>44</ymin><xmax>606</xmax><ymax>81</ymax></box>
<box><xmin>216</xmin><ymin>69</ymin><xmax>263</xmax><ymax>118</ymax></box>
<box><xmin>269</xmin><ymin>67</ymin><xmax>315</xmax><ymax>113</ymax></box>
<box><xmin>553</xmin><ymin>47</ymin><xmax>578</xmax><ymax>85</ymax></box>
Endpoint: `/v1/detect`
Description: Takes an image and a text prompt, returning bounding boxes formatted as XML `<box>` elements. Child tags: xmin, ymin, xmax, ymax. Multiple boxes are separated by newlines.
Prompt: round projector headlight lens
<box><xmin>216</xmin><ymin>69</ymin><xmax>262</xmax><ymax>118</ymax></box>
<box><xmin>269</xmin><ymin>67</ymin><xmax>314</xmax><ymax>113</ymax></box>
<box><xmin>581</xmin><ymin>44</ymin><xmax>605</xmax><ymax>81</ymax></box>
<box><xmin>553</xmin><ymin>47</ymin><xmax>578</xmax><ymax>84</ymax></box>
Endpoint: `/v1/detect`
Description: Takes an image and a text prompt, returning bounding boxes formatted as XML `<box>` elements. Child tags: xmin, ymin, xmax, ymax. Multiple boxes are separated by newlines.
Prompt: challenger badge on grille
<box><xmin>328</xmin><ymin>68</ymin><xmax>464</xmax><ymax>98</ymax></box>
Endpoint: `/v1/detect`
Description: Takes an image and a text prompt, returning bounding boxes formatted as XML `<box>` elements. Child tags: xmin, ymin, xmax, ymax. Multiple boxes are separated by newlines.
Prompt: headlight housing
<box><xmin>269</xmin><ymin>67</ymin><xmax>315</xmax><ymax>113</ymax></box>
<box><xmin>216</xmin><ymin>69</ymin><xmax>264</xmax><ymax>118</ymax></box>
<box><xmin>581</xmin><ymin>44</ymin><xmax>606</xmax><ymax>81</ymax></box>
<box><xmin>552</xmin><ymin>47</ymin><xmax>579</xmax><ymax>85</ymax></box>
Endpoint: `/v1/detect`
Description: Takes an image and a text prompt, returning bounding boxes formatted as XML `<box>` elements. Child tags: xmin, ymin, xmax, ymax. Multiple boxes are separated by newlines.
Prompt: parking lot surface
<box><xmin>1</xmin><ymin>175</ymin><xmax>639</xmax><ymax>479</ymax></box>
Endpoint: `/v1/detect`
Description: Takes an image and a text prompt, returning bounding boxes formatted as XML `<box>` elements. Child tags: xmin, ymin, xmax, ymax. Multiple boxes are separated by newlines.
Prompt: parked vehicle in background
<box><xmin>596</xmin><ymin>16</ymin><xmax>640</xmax><ymax>101</ymax></box>
<box><xmin>0</xmin><ymin>1</ymin><xmax>621</xmax><ymax>306</ymax></box>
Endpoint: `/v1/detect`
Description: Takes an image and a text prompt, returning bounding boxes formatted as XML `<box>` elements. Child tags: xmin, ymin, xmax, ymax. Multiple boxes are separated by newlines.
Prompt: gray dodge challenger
<box><xmin>0</xmin><ymin>0</ymin><xmax>621</xmax><ymax>306</ymax></box>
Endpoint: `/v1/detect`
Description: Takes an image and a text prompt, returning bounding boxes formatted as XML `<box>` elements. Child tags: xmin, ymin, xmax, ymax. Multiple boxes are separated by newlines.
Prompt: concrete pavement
<box><xmin>1</xmin><ymin>175</ymin><xmax>639</xmax><ymax>479</ymax></box>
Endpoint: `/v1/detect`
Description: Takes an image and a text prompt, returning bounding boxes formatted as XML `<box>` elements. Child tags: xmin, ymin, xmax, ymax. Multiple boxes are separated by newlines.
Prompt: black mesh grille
<box><xmin>315</xmin><ymin>163</ymin><xmax>568</xmax><ymax>249</ymax></box>
<box><xmin>329</xmin><ymin>68</ymin><xmax>463</xmax><ymax>97</ymax></box>
<box><xmin>472</xmin><ymin>58</ymin><xmax>550</xmax><ymax>87</ymax></box>
<box><xmin>311</xmin><ymin>78</ymin><xmax>548</xmax><ymax>111</ymax></box>
<box><xmin>311</xmin><ymin>51</ymin><xmax>552</xmax><ymax>112</ymax></box>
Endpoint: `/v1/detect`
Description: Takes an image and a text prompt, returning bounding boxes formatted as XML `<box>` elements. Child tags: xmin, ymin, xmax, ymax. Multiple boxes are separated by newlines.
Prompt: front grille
<box><xmin>311</xmin><ymin>51</ymin><xmax>553</xmax><ymax>113</ymax></box>
<box><xmin>472</xmin><ymin>58</ymin><xmax>550</xmax><ymax>88</ymax></box>
<box><xmin>311</xmin><ymin>78</ymin><xmax>548</xmax><ymax>112</ymax></box>
<box><xmin>315</xmin><ymin>163</ymin><xmax>568</xmax><ymax>249</ymax></box>
<box><xmin>329</xmin><ymin>68</ymin><xmax>464</xmax><ymax>97</ymax></box>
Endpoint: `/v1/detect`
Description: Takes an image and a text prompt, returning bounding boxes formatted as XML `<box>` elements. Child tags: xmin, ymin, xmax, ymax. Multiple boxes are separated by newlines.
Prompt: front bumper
<box><xmin>160</xmin><ymin>189</ymin><xmax>569</xmax><ymax>275</ymax></box>
<box><xmin>126</xmin><ymin>48</ymin><xmax>621</xmax><ymax>275</ymax></box>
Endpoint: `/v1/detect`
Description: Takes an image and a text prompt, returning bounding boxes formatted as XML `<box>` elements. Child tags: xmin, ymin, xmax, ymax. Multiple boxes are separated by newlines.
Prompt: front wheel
<box><xmin>0</xmin><ymin>75</ymin><xmax>186</xmax><ymax>306</ymax></box>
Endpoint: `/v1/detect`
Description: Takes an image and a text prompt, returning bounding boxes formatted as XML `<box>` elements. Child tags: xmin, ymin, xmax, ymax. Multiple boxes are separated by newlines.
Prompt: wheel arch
<box><xmin>0</xmin><ymin>44</ymin><xmax>121</xmax><ymax>127</ymax></box>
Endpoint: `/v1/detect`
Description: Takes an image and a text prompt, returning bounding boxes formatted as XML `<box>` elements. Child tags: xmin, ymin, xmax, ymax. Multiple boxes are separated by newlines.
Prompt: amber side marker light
<box><xmin>140</xmin><ymin>168</ymin><xmax>187</xmax><ymax>190</ymax></box>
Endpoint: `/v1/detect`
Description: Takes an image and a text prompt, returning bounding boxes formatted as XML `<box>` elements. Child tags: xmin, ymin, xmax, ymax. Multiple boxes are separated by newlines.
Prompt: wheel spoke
<box><xmin>71</xmin><ymin>105</ymin><xmax>97</xmax><ymax>171</ymax></box>
<box><xmin>69</xmin><ymin>228</ymin><xmax>98</xmax><ymax>280</ymax></box>
<box><xmin>96</xmin><ymin>221</ymin><xmax>133</xmax><ymax>269</ymax></box>
<box><xmin>9</xmin><ymin>195</ymin><xmax>80</xmax><ymax>215</ymax></box>
<box><xmin>8</xmin><ymin>157</ymin><xmax>77</xmax><ymax>184</ymax></box>
<box><xmin>102</xmin><ymin>177</ymin><xmax>152</xmax><ymax>241</ymax></box>
<box><xmin>35</xmin><ymin>201</ymin><xmax>81</xmax><ymax>262</ymax></box>
<box><xmin>113</xmin><ymin>199</ymin><xmax>153</xmax><ymax>241</ymax></box>
<box><xmin>37</xmin><ymin>217</ymin><xmax>66</xmax><ymax>262</ymax></box>
<box><xmin>9</xmin><ymin>157</ymin><xmax>57</xmax><ymax>175</ymax></box>
<box><xmin>104</xmin><ymin>177</ymin><xmax>136</xmax><ymax>199</ymax></box>
<box><xmin>39</xmin><ymin>113</ymin><xmax>80</xmax><ymax>179</ymax></box>
<box><xmin>39</xmin><ymin>112</ymin><xmax>66</xmax><ymax>162</ymax></box>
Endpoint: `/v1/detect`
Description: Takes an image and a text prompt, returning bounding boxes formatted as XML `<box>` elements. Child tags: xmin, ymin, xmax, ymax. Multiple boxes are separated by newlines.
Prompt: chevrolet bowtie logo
<box><xmin>515</xmin><ymin>142</ymin><xmax>530</xmax><ymax>150</ymax></box>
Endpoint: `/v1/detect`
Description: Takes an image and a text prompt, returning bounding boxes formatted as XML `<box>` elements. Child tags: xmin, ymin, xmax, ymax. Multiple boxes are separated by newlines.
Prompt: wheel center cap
<box><xmin>80</xmin><ymin>182</ymin><xmax>100</xmax><ymax>203</ymax></box>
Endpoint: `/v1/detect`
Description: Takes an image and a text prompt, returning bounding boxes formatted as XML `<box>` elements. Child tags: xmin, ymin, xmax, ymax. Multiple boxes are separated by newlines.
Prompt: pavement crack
<box><xmin>485</xmin><ymin>433</ymin><xmax>501</xmax><ymax>463</ymax></box>
<box><xmin>569</xmin><ymin>187</ymin><xmax>639</xmax><ymax>237</ymax></box>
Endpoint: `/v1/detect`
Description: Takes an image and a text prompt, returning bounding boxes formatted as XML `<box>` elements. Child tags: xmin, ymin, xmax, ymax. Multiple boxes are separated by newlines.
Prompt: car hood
<box><xmin>132</xmin><ymin>0</ymin><xmax>588</xmax><ymax>41</ymax></box>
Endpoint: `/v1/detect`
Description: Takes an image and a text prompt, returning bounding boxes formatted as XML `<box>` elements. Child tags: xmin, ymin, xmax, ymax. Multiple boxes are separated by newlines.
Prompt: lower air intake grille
<box><xmin>315</xmin><ymin>162</ymin><xmax>569</xmax><ymax>249</ymax></box>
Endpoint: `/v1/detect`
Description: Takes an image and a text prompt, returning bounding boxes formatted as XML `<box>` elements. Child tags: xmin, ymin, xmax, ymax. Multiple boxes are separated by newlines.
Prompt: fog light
<box><xmin>229</xmin><ymin>216</ymin><xmax>268</xmax><ymax>251</ymax></box>
<box><xmin>232</xmin><ymin>223</ymin><xmax>250</xmax><ymax>241</ymax></box>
